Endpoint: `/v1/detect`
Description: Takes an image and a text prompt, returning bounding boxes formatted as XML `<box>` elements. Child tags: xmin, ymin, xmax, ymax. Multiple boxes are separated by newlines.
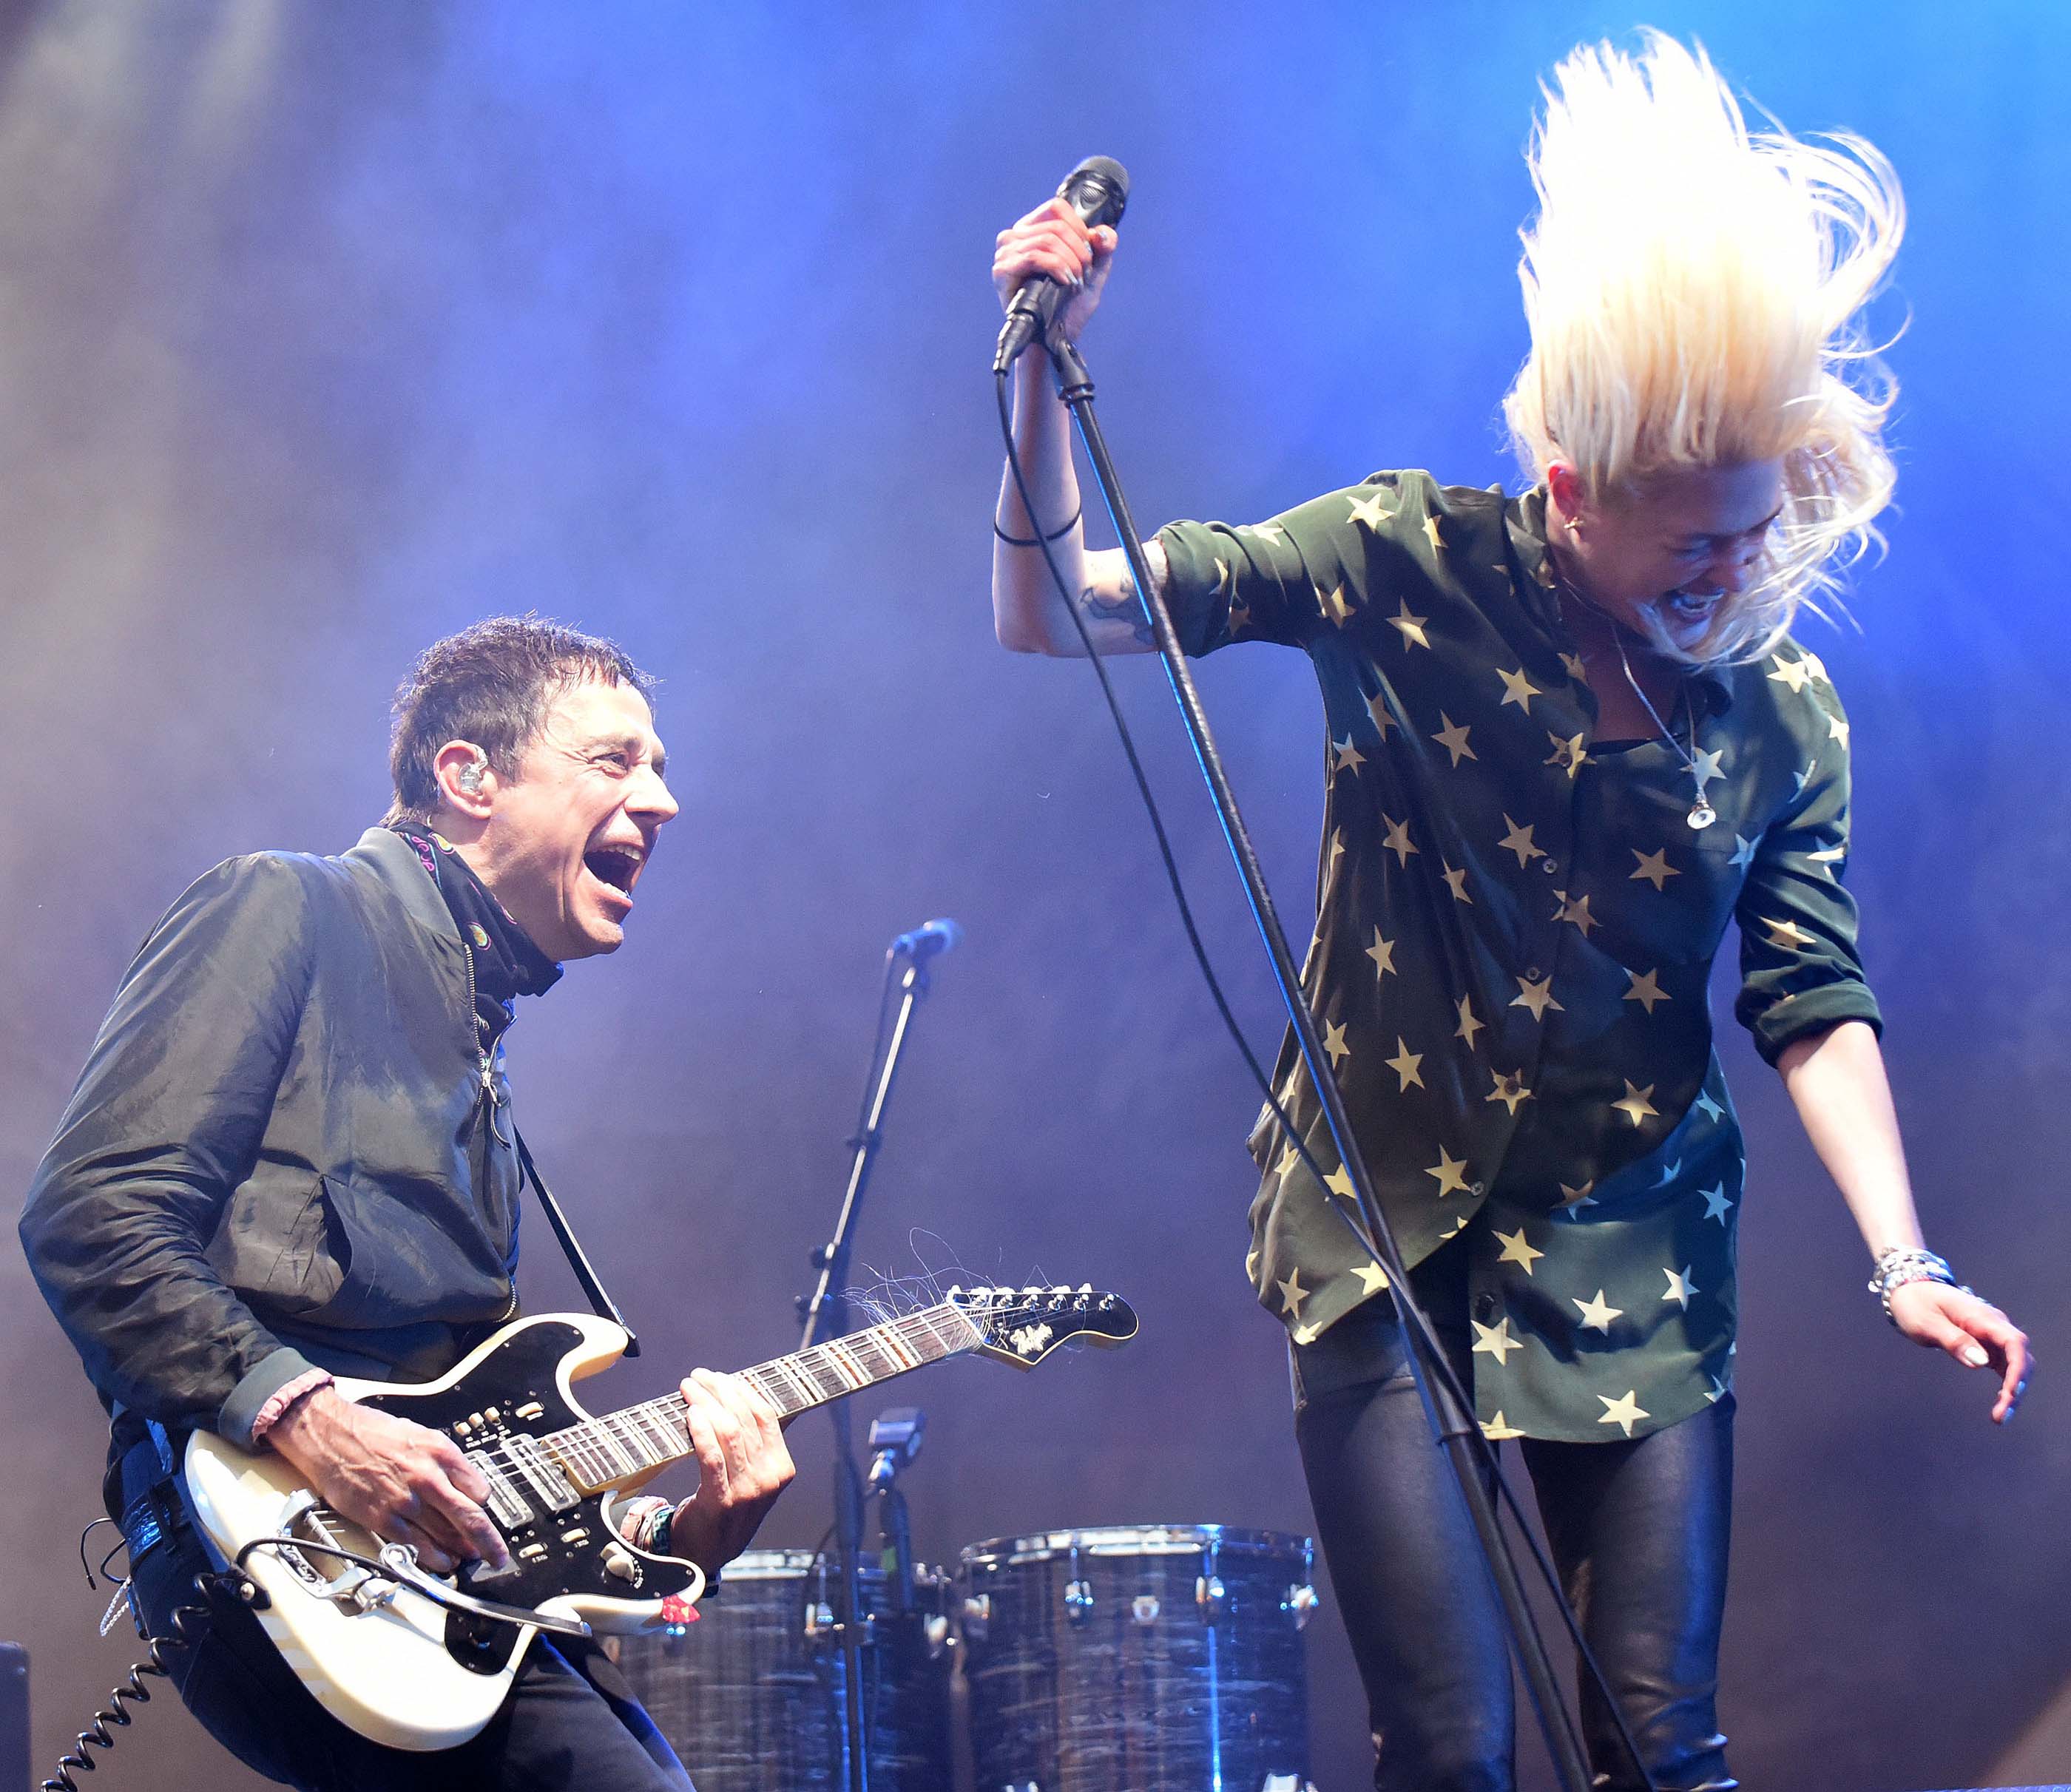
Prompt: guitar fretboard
<box><xmin>539</xmin><ymin>1302</ymin><xmax>984</xmax><ymax>1494</ymax></box>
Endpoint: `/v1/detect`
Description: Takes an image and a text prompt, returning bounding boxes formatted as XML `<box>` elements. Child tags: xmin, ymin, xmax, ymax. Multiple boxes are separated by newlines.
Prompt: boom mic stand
<box><xmin>1021</xmin><ymin>330</ymin><xmax>1599</xmax><ymax>1792</ymax></box>
<box><xmin>796</xmin><ymin>934</ymin><xmax>950</xmax><ymax>1792</ymax></box>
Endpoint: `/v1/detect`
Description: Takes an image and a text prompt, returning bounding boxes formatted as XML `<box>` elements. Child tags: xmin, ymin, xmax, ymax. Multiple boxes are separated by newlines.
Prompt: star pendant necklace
<box><xmin>1555</xmin><ymin>574</ymin><xmax>1719</xmax><ymax>831</ymax></box>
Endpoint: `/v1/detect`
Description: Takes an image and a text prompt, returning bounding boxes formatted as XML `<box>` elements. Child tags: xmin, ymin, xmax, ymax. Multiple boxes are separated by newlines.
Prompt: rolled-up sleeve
<box><xmin>19</xmin><ymin>856</ymin><xmax>319</xmax><ymax>1445</ymax></box>
<box><xmin>1732</xmin><ymin>697</ymin><xmax>1882</xmax><ymax>1066</ymax></box>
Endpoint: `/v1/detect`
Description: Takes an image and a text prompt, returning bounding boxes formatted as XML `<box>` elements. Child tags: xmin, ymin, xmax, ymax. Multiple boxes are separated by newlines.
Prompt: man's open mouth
<box><xmin>584</xmin><ymin>846</ymin><xmax>643</xmax><ymax>898</ymax></box>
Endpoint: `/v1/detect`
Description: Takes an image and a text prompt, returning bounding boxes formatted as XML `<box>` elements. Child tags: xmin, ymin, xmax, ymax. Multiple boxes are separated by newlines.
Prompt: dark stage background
<box><xmin>3</xmin><ymin>3</ymin><xmax>2067</xmax><ymax>1788</ymax></box>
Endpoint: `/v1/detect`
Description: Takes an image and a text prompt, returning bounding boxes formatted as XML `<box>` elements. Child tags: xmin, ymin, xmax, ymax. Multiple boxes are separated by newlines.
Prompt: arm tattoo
<box><xmin>1080</xmin><ymin>572</ymin><xmax>1156</xmax><ymax>646</ymax></box>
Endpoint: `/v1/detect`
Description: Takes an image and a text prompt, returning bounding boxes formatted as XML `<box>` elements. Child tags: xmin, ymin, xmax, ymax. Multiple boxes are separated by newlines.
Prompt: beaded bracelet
<box><xmin>1868</xmin><ymin>1247</ymin><xmax>1973</xmax><ymax>1325</ymax></box>
<box><xmin>993</xmin><ymin>506</ymin><xmax>1081</xmax><ymax>547</ymax></box>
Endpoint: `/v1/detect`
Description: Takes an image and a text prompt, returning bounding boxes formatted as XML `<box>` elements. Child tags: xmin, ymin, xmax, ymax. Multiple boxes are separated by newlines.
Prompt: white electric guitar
<box><xmin>183</xmin><ymin>1285</ymin><xmax>1136</xmax><ymax>1751</ymax></box>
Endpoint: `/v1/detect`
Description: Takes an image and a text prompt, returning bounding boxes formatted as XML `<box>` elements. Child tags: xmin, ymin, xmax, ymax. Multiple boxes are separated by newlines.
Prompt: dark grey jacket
<box><xmin>21</xmin><ymin>828</ymin><xmax>523</xmax><ymax>1450</ymax></box>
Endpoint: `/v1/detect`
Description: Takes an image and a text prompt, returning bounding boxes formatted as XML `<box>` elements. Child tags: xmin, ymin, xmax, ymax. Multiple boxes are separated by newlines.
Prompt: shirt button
<box><xmin>1541</xmin><ymin>859</ymin><xmax>1559</xmax><ymax>876</ymax></box>
<box><xmin>1524</xmin><ymin>967</ymin><xmax>1542</xmax><ymax>981</ymax></box>
<box><xmin>1470</xmin><ymin>1181</ymin><xmax>1487</xmax><ymax>1197</ymax></box>
<box><xmin>1474</xmin><ymin>1291</ymin><xmax>1498</xmax><ymax>1322</ymax></box>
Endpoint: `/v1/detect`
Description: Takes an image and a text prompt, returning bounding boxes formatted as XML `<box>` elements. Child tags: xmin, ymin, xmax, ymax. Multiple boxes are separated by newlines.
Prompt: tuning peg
<box><xmin>1078</xmin><ymin>1283</ymin><xmax>1092</xmax><ymax>1294</ymax></box>
<box><xmin>946</xmin><ymin>1284</ymin><xmax>962</xmax><ymax>1296</ymax></box>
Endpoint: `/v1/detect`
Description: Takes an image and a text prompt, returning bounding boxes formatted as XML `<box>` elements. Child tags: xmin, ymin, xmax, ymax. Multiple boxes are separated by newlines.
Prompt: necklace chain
<box><xmin>1555</xmin><ymin>572</ymin><xmax>1718</xmax><ymax>830</ymax></box>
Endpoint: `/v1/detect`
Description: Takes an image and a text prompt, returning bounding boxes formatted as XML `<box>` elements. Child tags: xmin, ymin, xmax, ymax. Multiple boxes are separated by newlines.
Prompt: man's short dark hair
<box><xmin>383</xmin><ymin>616</ymin><xmax>658</xmax><ymax>826</ymax></box>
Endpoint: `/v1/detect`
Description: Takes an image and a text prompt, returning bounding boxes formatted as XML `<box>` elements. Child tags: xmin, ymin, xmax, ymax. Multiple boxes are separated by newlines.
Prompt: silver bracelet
<box><xmin>1868</xmin><ymin>1247</ymin><xmax>1971</xmax><ymax>1325</ymax></box>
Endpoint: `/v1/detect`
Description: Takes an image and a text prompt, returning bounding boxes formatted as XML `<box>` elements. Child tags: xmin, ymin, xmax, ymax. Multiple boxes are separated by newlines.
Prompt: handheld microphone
<box><xmin>993</xmin><ymin>156</ymin><xmax>1131</xmax><ymax>374</ymax></box>
<box><xmin>890</xmin><ymin>919</ymin><xmax>962</xmax><ymax>961</ymax></box>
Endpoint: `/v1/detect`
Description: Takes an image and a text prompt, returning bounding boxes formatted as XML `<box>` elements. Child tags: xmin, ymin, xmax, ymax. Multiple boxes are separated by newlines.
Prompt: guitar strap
<box><xmin>511</xmin><ymin>1126</ymin><xmax>641</xmax><ymax>1359</ymax></box>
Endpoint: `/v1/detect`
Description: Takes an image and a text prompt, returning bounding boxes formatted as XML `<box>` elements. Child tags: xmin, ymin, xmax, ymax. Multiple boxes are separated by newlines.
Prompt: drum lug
<box><xmin>962</xmin><ymin>1592</ymin><xmax>992</xmax><ymax>1641</ymax></box>
<box><xmin>1064</xmin><ymin>1578</ymin><xmax>1094</xmax><ymax>1624</ymax></box>
<box><xmin>1129</xmin><ymin>1594</ymin><xmax>1160</xmax><ymax>1624</ymax></box>
<box><xmin>1282</xmin><ymin>1582</ymin><xmax>1317</xmax><ymax>1630</ymax></box>
<box><xmin>1195</xmin><ymin>1573</ymin><xmax>1227</xmax><ymax>1623</ymax></box>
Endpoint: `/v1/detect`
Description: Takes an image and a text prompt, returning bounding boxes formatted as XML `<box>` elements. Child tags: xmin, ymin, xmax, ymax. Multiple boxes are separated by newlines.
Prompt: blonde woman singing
<box><xmin>987</xmin><ymin>33</ymin><xmax>2030</xmax><ymax>1792</ymax></box>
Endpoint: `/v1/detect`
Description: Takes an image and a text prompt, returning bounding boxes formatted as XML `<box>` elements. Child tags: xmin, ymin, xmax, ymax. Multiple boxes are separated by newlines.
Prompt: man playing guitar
<box><xmin>21</xmin><ymin>618</ymin><xmax>795</xmax><ymax>1791</ymax></box>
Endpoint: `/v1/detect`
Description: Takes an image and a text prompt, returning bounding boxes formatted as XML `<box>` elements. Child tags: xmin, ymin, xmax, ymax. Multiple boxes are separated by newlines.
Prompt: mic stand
<box><xmin>1039</xmin><ymin>332</ymin><xmax>1595</xmax><ymax>1792</ymax></box>
<box><xmin>797</xmin><ymin>953</ymin><xmax>936</xmax><ymax>1792</ymax></box>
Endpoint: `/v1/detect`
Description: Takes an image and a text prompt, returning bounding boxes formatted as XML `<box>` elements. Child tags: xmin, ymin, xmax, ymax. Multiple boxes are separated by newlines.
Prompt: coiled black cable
<box><xmin>42</xmin><ymin>1569</ymin><xmax>255</xmax><ymax>1792</ymax></box>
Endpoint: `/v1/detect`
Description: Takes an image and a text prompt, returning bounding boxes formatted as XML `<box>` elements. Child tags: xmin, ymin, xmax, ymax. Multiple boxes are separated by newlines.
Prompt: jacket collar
<box><xmin>345</xmin><ymin>826</ymin><xmax>461</xmax><ymax>944</ymax></box>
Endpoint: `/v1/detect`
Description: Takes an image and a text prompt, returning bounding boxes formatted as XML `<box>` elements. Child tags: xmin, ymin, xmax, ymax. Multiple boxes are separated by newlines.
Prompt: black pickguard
<box><xmin>351</xmin><ymin>1319</ymin><xmax>694</xmax><ymax>1674</ymax></box>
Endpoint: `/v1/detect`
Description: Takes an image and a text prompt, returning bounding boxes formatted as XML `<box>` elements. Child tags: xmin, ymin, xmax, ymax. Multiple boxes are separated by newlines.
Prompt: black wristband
<box><xmin>993</xmin><ymin>505</ymin><xmax>1081</xmax><ymax>548</ymax></box>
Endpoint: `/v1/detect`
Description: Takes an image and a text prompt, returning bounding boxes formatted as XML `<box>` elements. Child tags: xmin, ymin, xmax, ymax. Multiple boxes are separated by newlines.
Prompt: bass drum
<box><xmin>615</xmin><ymin>1548</ymin><xmax>953</xmax><ymax>1792</ymax></box>
<box><xmin>959</xmin><ymin>1524</ymin><xmax>1317</xmax><ymax>1792</ymax></box>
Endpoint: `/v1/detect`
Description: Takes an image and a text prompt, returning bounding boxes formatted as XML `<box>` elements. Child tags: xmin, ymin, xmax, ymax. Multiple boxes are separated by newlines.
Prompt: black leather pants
<box><xmin>1292</xmin><ymin>1258</ymin><xmax>1736</xmax><ymax>1792</ymax></box>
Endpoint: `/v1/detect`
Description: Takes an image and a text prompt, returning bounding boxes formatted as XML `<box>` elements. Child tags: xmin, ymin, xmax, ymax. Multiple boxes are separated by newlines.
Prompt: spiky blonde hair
<box><xmin>1501</xmin><ymin>33</ymin><xmax>1903</xmax><ymax>663</ymax></box>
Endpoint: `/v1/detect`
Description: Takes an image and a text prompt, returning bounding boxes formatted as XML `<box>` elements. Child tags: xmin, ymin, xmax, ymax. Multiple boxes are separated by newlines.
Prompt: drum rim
<box><xmin>957</xmin><ymin>1523</ymin><xmax>1313</xmax><ymax>1568</ymax></box>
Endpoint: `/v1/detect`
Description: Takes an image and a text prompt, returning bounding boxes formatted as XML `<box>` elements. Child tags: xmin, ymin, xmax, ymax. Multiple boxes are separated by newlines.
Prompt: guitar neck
<box><xmin>541</xmin><ymin>1303</ymin><xmax>984</xmax><ymax>1493</ymax></box>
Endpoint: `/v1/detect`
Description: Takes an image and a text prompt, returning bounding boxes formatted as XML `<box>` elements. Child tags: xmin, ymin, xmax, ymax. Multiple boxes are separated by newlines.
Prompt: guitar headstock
<box><xmin>947</xmin><ymin>1284</ymin><xmax>1139</xmax><ymax>1369</ymax></box>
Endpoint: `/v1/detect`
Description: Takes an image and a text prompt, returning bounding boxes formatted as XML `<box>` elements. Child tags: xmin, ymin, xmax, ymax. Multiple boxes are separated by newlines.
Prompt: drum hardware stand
<box><xmin>1004</xmin><ymin>327</ymin><xmax>1607</xmax><ymax>1792</ymax></box>
<box><xmin>796</xmin><ymin>935</ymin><xmax>949</xmax><ymax>1792</ymax></box>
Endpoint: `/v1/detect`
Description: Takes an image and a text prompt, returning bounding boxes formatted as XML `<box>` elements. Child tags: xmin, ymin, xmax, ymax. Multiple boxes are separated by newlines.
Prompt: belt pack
<box><xmin>115</xmin><ymin>1427</ymin><xmax>190</xmax><ymax>1568</ymax></box>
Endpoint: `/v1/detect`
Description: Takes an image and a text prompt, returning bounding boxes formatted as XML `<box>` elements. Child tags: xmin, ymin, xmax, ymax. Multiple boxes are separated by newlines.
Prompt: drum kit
<box><xmin>615</xmin><ymin>1524</ymin><xmax>1320</xmax><ymax>1791</ymax></box>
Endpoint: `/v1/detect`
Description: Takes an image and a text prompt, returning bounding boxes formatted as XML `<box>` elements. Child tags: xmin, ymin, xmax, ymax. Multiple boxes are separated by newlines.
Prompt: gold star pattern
<box><xmin>1545</xmin><ymin>731</ymin><xmax>1588</xmax><ymax>779</ymax></box>
<box><xmin>1441</xmin><ymin>862</ymin><xmax>1474</xmax><ymax>905</ymax></box>
<box><xmin>1497</xmin><ymin>814</ymin><xmax>1546</xmax><ymax>868</ymax></box>
<box><xmin>1629</xmin><ymin>847</ymin><xmax>1680</xmax><ymax>890</ymax></box>
<box><xmin>1511</xmin><ymin>974</ymin><xmax>1561</xmax><ymax>1021</ymax></box>
<box><xmin>1318</xmin><ymin>581</ymin><xmax>1355</xmax><ymax>627</ymax></box>
<box><xmin>1689</xmin><ymin>745</ymin><xmax>1724</xmax><ymax>793</ymax></box>
<box><xmin>1573</xmin><ymin>1288</ymin><xmax>1624</xmax><ymax>1333</ymax></box>
<box><xmin>1767</xmin><ymin>653</ymin><xmax>1813</xmax><ymax>694</ymax></box>
<box><xmin>1559</xmin><ymin>650</ymin><xmax>1589</xmax><ymax>683</ymax></box>
<box><xmin>1486</xmin><ymin>1069</ymin><xmax>1533</xmax><ymax>1115</ymax></box>
<box><xmin>1275</xmin><ymin>1144</ymin><xmax>1299</xmax><ymax>1178</ymax></box>
<box><xmin>1558</xmin><ymin>1180</ymin><xmax>1598</xmax><ymax>1217</ymax></box>
<box><xmin>1554</xmin><ymin>891</ymin><xmax>1598</xmax><ymax>938</ymax></box>
<box><xmin>1705</xmin><ymin>1374</ymin><xmax>1729</xmax><ymax>1404</ymax></box>
<box><xmin>1624</xmin><ymin>967</ymin><xmax>1669</xmax><ymax>1014</ymax></box>
<box><xmin>1365</xmin><ymin>691</ymin><xmax>1398</xmax><ymax>737</ymax></box>
<box><xmin>1496</xmin><ymin>667</ymin><xmax>1542</xmax><ymax>712</ymax></box>
<box><xmin>1425</xmin><ymin>1146</ymin><xmax>1472</xmax><ymax>1199</ymax></box>
<box><xmin>1803</xmin><ymin>651</ymin><xmax>1830</xmax><ymax>683</ymax></box>
<box><xmin>1345</xmin><ymin>488</ymin><xmax>1396</xmax><ymax>531</ymax></box>
<box><xmin>1596</xmin><ymin>1389</ymin><xmax>1649</xmax><ymax>1437</ymax></box>
<box><xmin>1482</xmin><ymin>1411</ymin><xmax>1527</xmax><ymax>1441</ymax></box>
<box><xmin>1331</xmin><ymin>735</ymin><xmax>1365</xmax><ymax>777</ymax></box>
<box><xmin>1325</xmin><ymin>1164</ymin><xmax>1357</xmax><ymax>1203</ymax></box>
<box><xmin>1388</xmin><ymin>601</ymin><xmax>1431</xmax><ymax>650</ymax></box>
<box><xmin>1806</xmin><ymin>844</ymin><xmax>1847</xmax><ymax>877</ymax></box>
<box><xmin>1353</xmin><ymin>1260</ymin><xmax>1391</xmax><ymax>1295</ymax></box>
<box><xmin>1693</xmin><ymin>1089</ymin><xmax>1724</xmax><ymax>1124</ymax></box>
<box><xmin>1421</xmin><ymin>512</ymin><xmax>1445</xmax><ymax>555</ymax></box>
<box><xmin>1761</xmin><ymin>916</ymin><xmax>1816</xmax><ymax>951</ymax></box>
<box><xmin>1276</xmin><ymin>1267</ymin><xmax>1308</xmax><ymax>1319</ymax></box>
<box><xmin>1439</xmin><ymin>1214</ymin><xmax>1470</xmax><ymax>1240</ymax></box>
<box><xmin>1612</xmin><ymin>1081</ymin><xmax>1660</xmax><ymax>1126</ymax></box>
<box><xmin>1729</xmin><ymin>833</ymin><xmax>1758</xmax><ymax>869</ymax></box>
<box><xmin>1662</xmin><ymin>1265</ymin><xmax>1696</xmax><ymax>1309</ymax></box>
<box><xmin>1453</xmin><ymin>995</ymin><xmax>1484</xmax><ymax>1049</ymax></box>
<box><xmin>1493</xmin><ymin>1225</ymin><xmax>1543</xmax><ymax>1274</ymax></box>
<box><xmin>1381</xmin><ymin>815</ymin><xmax>1418</xmax><ymax>865</ymax></box>
<box><xmin>1471</xmin><ymin>1316</ymin><xmax>1521</xmax><ymax>1364</ymax></box>
<box><xmin>1291</xmin><ymin>1320</ymin><xmax>1321</xmax><ymax>1345</ymax></box>
<box><xmin>1431</xmin><ymin>713</ymin><xmax>1477</xmax><ymax>766</ymax></box>
<box><xmin>1700</xmin><ymin>1184</ymin><xmax>1733</xmax><ymax>1225</ymax></box>
<box><xmin>1328</xmin><ymin>829</ymin><xmax>1346</xmax><ymax>870</ymax></box>
<box><xmin>1245</xmin><ymin>522</ymin><xmax>1287</xmax><ymax>546</ymax></box>
<box><xmin>1365</xmin><ymin>929</ymin><xmax>1396</xmax><ymax>978</ymax></box>
<box><xmin>1385</xmin><ymin>1038</ymin><xmax>1425</xmax><ymax>1091</ymax></box>
<box><xmin>1323</xmin><ymin>1020</ymin><xmax>1352</xmax><ymax>1068</ymax></box>
<box><xmin>1828</xmin><ymin>712</ymin><xmax>1851</xmax><ymax>749</ymax></box>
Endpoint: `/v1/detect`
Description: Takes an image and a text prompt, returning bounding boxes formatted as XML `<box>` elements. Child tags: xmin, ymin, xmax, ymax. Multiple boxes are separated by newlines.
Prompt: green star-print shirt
<box><xmin>1155</xmin><ymin>471</ymin><xmax>1882</xmax><ymax>1443</ymax></box>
